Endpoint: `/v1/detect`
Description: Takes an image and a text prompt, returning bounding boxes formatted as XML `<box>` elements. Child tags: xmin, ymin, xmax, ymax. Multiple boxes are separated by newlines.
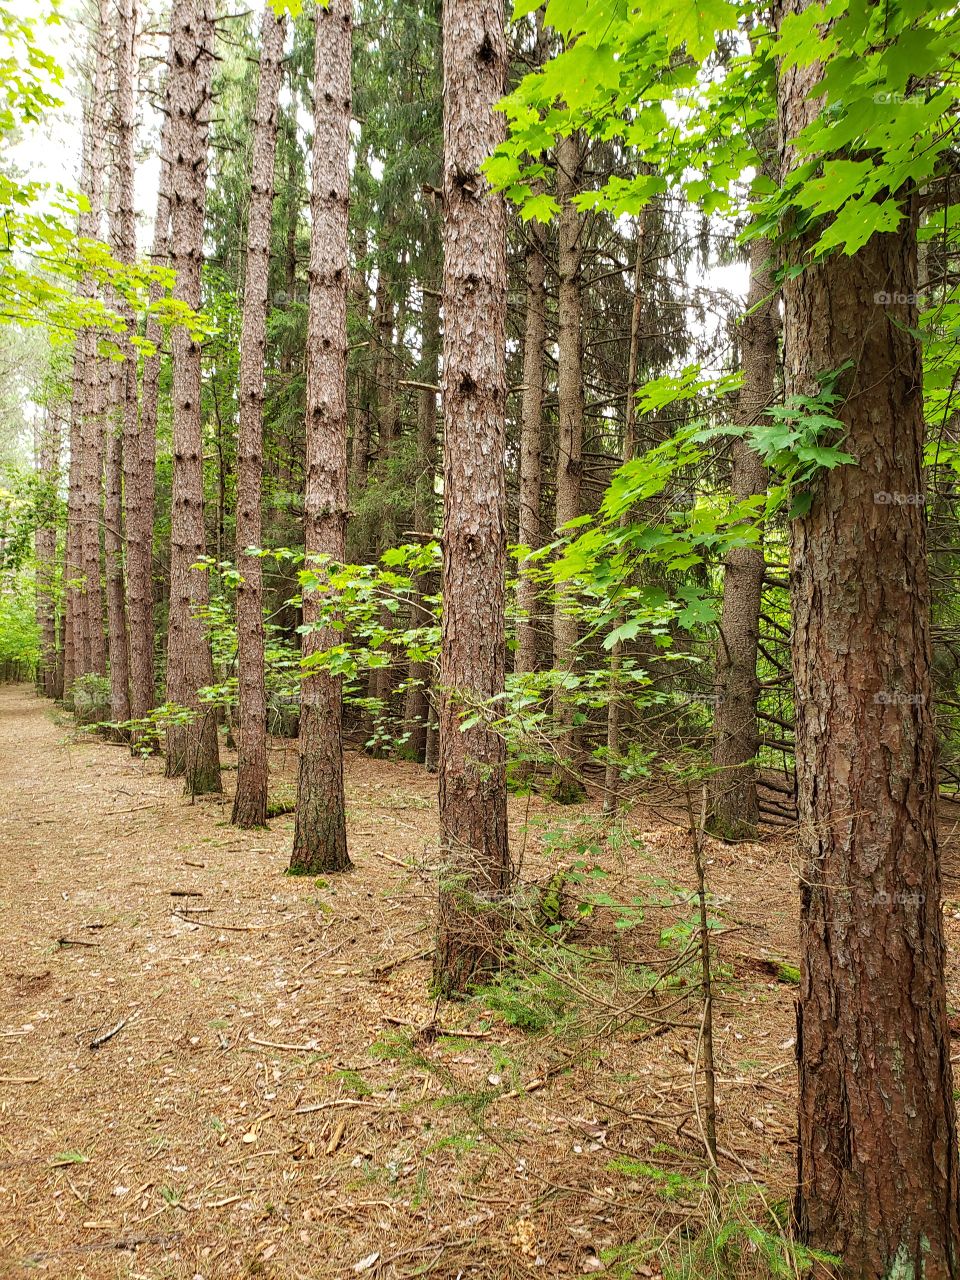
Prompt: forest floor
<box><xmin>2</xmin><ymin>684</ymin><xmax>960</xmax><ymax>1280</ymax></box>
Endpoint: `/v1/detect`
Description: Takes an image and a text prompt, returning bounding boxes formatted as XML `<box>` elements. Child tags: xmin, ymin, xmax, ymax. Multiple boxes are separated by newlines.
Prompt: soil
<box><xmin>1</xmin><ymin>683</ymin><xmax>958</xmax><ymax>1279</ymax></box>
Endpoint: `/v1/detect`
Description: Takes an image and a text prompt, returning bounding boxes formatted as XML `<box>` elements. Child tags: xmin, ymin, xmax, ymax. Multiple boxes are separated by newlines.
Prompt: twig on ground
<box><xmin>90</xmin><ymin>1015</ymin><xmax>130</xmax><ymax>1050</ymax></box>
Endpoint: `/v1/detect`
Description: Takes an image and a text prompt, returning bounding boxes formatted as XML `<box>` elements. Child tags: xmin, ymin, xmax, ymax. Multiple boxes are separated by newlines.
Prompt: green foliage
<box><xmin>70</xmin><ymin>673</ymin><xmax>110</xmax><ymax>726</ymax></box>
<box><xmin>0</xmin><ymin>572</ymin><xmax>38</xmax><ymax>670</ymax></box>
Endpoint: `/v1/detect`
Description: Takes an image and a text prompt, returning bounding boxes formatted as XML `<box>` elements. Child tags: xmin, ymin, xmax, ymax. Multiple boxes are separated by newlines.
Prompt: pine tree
<box><xmin>164</xmin><ymin>0</ymin><xmax>221</xmax><ymax>794</ymax></box>
<box><xmin>232</xmin><ymin>4</ymin><xmax>286</xmax><ymax>828</ymax></box>
<box><xmin>289</xmin><ymin>0</ymin><xmax>352</xmax><ymax>874</ymax></box>
<box><xmin>433</xmin><ymin>0</ymin><xmax>511</xmax><ymax>997</ymax></box>
<box><xmin>777</xmin><ymin>0</ymin><xmax>960</xmax><ymax>1265</ymax></box>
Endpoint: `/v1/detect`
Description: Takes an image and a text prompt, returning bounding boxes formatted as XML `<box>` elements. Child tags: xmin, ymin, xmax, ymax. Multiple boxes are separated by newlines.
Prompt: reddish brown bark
<box><xmin>433</xmin><ymin>0</ymin><xmax>511</xmax><ymax>997</ymax></box>
<box><xmin>126</xmin><ymin>4</ymin><xmax>166</xmax><ymax>744</ymax></box>
<box><xmin>778</xmin><ymin>1</ymin><xmax>960</xmax><ymax>1269</ymax></box>
<box><xmin>67</xmin><ymin>0</ymin><xmax>112</xmax><ymax>686</ymax></box>
<box><xmin>232</xmin><ymin>4</ymin><xmax>286</xmax><ymax>829</ymax></box>
<box><xmin>164</xmin><ymin>0</ymin><xmax>221</xmax><ymax>794</ymax></box>
<box><xmin>289</xmin><ymin>0</ymin><xmax>352</xmax><ymax>874</ymax></box>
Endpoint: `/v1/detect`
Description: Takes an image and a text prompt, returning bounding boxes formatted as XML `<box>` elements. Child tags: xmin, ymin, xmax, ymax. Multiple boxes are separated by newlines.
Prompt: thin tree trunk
<box><xmin>129</xmin><ymin>49</ymin><xmax>172</xmax><ymax>744</ymax></box>
<box><xmin>232</xmin><ymin>4</ymin><xmax>286</xmax><ymax>829</ymax></box>
<box><xmin>604</xmin><ymin>215</ymin><xmax>647</xmax><ymax>813</ymax></box>
<box><xmin>433</xmin><ymin>0</ymin><xmax>511</xmax><ymax>998</ymax></box>
<box><xmin>70</xmin><ymin>0</ymin><xmax>112</xmax><ymax>683</ymax></box>
<box><xmin>706</xmin><ymin>236</ymin><xmax>778</xmax><ymax>839</ymax></box>
<box><xmin>35</xmin><ymin>409</ymin><xmax>61</xmax><ymax>699</ymax></box>
<box><xmin>164</xmin><ymin>0</ymin><xmax>221</xmax><ymax>795</ymax></box>
<box><xmin>514</xmin><ymin>215</ymin><xmax>546</xmax><ymax>679</ymax></box>
<box><xmin>289</xmin><ymin>0</ymin><xmax>352</xmax><ymax>874</ymax></box>
<box><xmin>402</xmin><ymin>279</ymin><xmax>440</xmax><ymax>762</ymax></box>
<box><xmin>551</xmin><ymin>130</ymin><xmax>585</xmax><ymax>802</ymax></box>
<box><xmin>102</xmin><ymin>1</ymin><xmax>140</xmax><ymax>738</ymax></box>
<box><xmin>777</xmin><ymin>1</ymin><xmax>960</xmax><ymax>1267</ymax></box>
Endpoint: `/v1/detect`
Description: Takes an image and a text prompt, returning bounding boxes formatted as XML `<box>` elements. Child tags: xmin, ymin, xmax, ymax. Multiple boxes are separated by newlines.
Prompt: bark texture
<box><xmin>778</xmin><ymin>2</ymin><xmax>960</xmax><ymax>1269</ymax></box>
<box><xmin>103</xmin><ymin>0</ymin><xmax>140</xmax><ymax>737</ymax></box>
<box><xmin>164</xmin><ymin>0</ymin><xmax>221</xmax><ymax>794</ymax></box>
<box><xmin>707</xmin><ymin>236</ymin><xmax>778</xmax><ymax>839</ymax></box>
<box><xmin>232</xmin><ymin>4</ymin><xmax>286</xmax><ymax>829</ymax></box>
<box><xmin>67</xmin><ymin>0</ymin><xmax>112</xmax><ymax>687</ymax></box>
<box><xmin>433</xmin><ymin>0</ymin><xmax>511</xmax><ymax>998</ymax></box>
<box><xmin>289</xmin><ymin>0</ymin><xmax>352</xmax><ymax>874</ymax></box>
<box><xmin>127</xmin><ymin>11</ymin><xmax>168</xmax><ymax>744</ymax></box>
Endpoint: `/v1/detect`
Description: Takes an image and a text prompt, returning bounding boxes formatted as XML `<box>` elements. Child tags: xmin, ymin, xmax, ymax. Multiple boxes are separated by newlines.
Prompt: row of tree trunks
<box><xmin>289</xmin><ymin>0</ymin><xmax>353</xmax><ymax>874</ymax></box>
<box><xmin>232</xmin><ymin>5</ymin><xmax>286</xmax><ymax>828</ymax></box>
<box><xmin>164</xmin><ymin>0</ymin><xmax>221</xmax><ymax>794</ymax></box>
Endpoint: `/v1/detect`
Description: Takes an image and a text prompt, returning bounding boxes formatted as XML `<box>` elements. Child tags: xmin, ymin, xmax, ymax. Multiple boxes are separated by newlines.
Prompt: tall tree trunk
<box><xmin>402</xmin><ymin>278</ymin><xmax>440</xmax><ymax>762</ymax></box>
<box><xmin>603</xmin><ymin>215</ymin><xmax>647</xmax><ymax>813</ymax></box>
<box><xmin>68</xmin><ymin>0</ymin><xmax>111</xmax><ymax>685</ymax></box>
<box><xmin>34</xmin><ymin>409</ymin><xmax>61</xmax><ymax>698</ymax></box>
<box><xmin>706</xmin><ymin>236</ymin><xmax>778</xmax><ymax>839</ymax></box>
<box><xmin>164</xmin><ymin>0</ymin><xmax>221</xmax><ymax>795</ymax></box>
<box><xmin>433</xmin><ymin>0</ymin><xmax>511</xmax><ymax>998</ymax></box>
<box><xmin>129</xmin><ymin>48</ymin><xmax>172</xmax><ymax>745</ymax></box>
<box><xmin>102</xmin><ymin>0</ymin><xmax>140</xmax><ymax>738</ymax></box>
<box><xmin>551</xmin><ymin>130</ymin><xmax>585</xmax><ymax>802</ymax></box>
<box><xmin>232</xmin><ymin>4</ymin><xmax>286</xmax><ymax>829</ymax></box>
<box><xmin>514</xmin><ymin>214</ymin><xmax>546</xmax><ymax>679</ymax></box>
<box><xmin>289</xmin><ymin>0</ymin><xmax>352</xmax><ymax>875</ymax></box>
<box><xmin>778</xmin><ymin>2</ymin><xmax>960</xmax><ymax>1267</ymax></box>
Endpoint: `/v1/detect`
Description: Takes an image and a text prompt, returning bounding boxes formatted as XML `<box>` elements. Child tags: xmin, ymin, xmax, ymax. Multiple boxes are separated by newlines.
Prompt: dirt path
<box><xmin>0</xmin><ymin>685</ymin><xmax>846</xmax><ymax>1278</ymax></box>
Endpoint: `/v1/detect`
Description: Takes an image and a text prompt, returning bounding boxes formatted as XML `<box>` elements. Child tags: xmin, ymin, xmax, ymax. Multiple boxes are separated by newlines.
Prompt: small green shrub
<box><xmin>70</xmin><ymin>673</ymin><xmax>110</xmax><ymax>726</ymax></box>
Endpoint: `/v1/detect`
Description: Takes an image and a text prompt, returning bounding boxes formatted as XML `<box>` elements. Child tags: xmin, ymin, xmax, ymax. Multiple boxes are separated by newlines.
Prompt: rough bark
<box><xmin>289</xmin><ymin>0</ymin><xmax>352</xmax><ymax>875</ymax></box>
<box><xmin>706</xmin><ymin>236</ymin><xmax>778</xmax><ymax>839</ymax></box>
<box><xmin>232</xmin><ymin>4</ymin><xmax>286</xmax><ymax>829</ymax></box>
<box><xmin>129</xmin><ymin>48</ymin><xmax>172</xmax><ymax>744</ymax></box>
<box><xmin>433</xmin><ymin>0</ymin><xmax>511</xmax><ymax>998</ymax></box>
<box><xmin>69</xmin><ymin>0</ymin><xmax>112</xmax><ymax>685</ymax></box>
<box><xmin>778</xmin><ymin>1</ymin><xmax>960</xmax><ymax>1269</ymax></box>
<box><xmin>102</xmin><ymin>0</ymin><xmax>140</xmax><ymax>737</ymax></box>
<box><xmin>164</xmin><ymin>0</ymin><xmax>221</xmax><ymax>794</ymax></box>
<box><xmin>551</xmin><ymin>130</ymin><xmax>585</xmax><ymax>802</ymax></box>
